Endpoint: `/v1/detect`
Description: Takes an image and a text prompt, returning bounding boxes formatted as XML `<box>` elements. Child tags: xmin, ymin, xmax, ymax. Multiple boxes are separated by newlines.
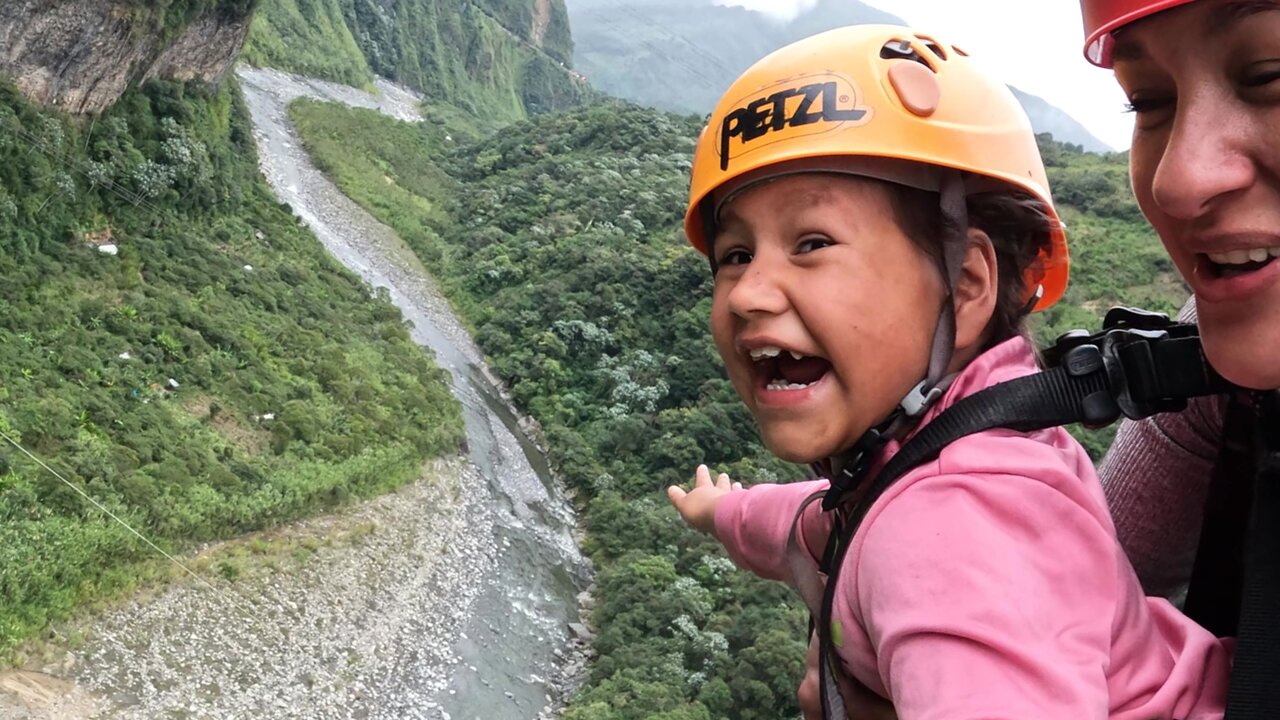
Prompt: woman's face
<box><xmin>1113</xmin><ymin>0</ymin><xmax>1280</xmax><ymax>390</ymax></box>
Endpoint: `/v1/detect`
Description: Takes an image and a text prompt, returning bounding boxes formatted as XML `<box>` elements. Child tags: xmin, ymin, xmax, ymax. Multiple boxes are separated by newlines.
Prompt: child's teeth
<box><xmin>1249</xmin><ymin>247</ymin><xmax>1270</xmax><ymax>263</ymax></box>
<box><xmin>766</xmin><ymin>379</ymin><xmax>813</xmax><ymax>391</ymax></box>
<box><xmin>749</xmin><ymin>346</ymin><xmax>782</xmax><ymax>361</ymax></box>
<box><xmin>789</xmin><ymin>351</ymin><xmax>805</xmax><ymax>360</ymax></box>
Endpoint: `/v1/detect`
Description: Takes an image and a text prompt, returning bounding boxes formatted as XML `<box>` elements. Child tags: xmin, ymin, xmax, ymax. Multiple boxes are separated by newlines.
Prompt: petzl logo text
<box><xmin>717</xmin><ymin>77</ymin><xmax>871</xmax><ymax>170</ymax></box>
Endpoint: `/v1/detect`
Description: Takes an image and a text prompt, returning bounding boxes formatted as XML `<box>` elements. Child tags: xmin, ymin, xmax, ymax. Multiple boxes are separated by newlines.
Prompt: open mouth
<box><xmin>748</xmin><ymin>346</ymin><xmax>832</xmax><ymax>391</ymax></box>
<box><xmin>1204</xmin><ymin>247</ymin><xmax>1280</xmax><ymax>279</ymax></box>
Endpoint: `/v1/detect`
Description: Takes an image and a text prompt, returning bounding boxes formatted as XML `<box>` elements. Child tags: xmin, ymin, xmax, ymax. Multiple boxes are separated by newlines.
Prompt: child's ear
<box><xmin>952</xmin><ymin>228</ymin><xmax>999</xmax><ymax>353</ymax></box>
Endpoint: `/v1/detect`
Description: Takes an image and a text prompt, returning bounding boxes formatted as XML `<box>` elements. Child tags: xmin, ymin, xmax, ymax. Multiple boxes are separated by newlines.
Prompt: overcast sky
<box><xmin>713</xmin><ymin>0</ymin><xmax>1134</xmax><ymax>150</ymax></box>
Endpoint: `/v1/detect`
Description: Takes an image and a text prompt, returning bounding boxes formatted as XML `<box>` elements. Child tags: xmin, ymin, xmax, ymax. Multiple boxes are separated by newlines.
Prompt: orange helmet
<box><xmin>683</xmin><ymin>24</ymin><xmax>1069</xmax><ymax>311</ymax></box>
<box><xmin>1080</xmin><ymin>0</ymin><xmax>1195</xmax><ymax>66</ymax></box>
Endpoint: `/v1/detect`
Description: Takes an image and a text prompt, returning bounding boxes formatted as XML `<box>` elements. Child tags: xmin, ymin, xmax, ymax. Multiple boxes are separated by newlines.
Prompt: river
<box><xmin>235</xmin><ymin>66</ymin><xmax>593</xmax><ymax>720</ymax></box>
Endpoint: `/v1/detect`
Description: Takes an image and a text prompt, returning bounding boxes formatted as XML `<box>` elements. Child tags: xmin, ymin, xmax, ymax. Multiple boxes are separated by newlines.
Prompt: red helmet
<box><xmin>1081</xmin><ymin>0</ymin><xmax>1197</xmax><ymax>66</ymax></box>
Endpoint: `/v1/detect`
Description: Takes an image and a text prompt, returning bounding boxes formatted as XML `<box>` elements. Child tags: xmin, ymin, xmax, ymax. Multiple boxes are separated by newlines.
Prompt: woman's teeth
<box><xmin>1207</xmin><ymin>247</ymin><xmax>1280</xmax><ymax>265</ymax></box>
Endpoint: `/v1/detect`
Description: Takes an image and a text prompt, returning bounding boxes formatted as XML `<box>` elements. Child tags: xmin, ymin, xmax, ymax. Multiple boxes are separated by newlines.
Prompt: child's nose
<box><xmin>726</xmin><ymin>258</ymin><xmax>789</xmax><ymax>318</ymax></box>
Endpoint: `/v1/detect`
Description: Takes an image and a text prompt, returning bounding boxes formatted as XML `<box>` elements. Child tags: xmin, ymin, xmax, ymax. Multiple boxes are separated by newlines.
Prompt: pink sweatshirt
<box><xmin>714</xmin><ymin>337</ymin><xmax>1231</xmax><ymax>720</ymax></box>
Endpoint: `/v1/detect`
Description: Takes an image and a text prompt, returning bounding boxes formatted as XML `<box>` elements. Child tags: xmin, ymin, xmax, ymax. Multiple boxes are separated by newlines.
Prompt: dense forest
<box><xmin>290</xmin><ymin>92</ymin><xmax>1185</xmax><ymax>717</ymax></box>
<box><xmin>0</xmin><ymin>78</ymin><xmax>463</xmax><ymax>659</ymax></box>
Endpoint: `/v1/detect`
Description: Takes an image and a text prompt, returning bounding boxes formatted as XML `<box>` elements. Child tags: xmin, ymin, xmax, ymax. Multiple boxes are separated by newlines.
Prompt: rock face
<box><xmin>0</xmin><ymin>1</ymin><xmax>253</xmax><ymax>114</ymax></box>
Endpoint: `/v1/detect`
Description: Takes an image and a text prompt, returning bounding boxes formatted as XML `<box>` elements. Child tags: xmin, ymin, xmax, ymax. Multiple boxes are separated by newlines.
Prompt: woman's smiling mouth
<box><xmin>1193</xmin><ymin>242</ymin><xmax>1280</xmax><ymax>303</ymax></box>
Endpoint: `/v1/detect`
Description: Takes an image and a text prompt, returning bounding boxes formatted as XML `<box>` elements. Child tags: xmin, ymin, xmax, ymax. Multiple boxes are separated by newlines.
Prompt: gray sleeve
<box><xmin>1097</xmin><ymin>297</ymin><xmax>1226</xmax><ymax>600</ymax></box>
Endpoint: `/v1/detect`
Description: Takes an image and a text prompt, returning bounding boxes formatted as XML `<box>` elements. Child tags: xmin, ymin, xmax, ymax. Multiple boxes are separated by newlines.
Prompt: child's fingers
<box><xmin>732</xmin><ymin>481</ymin><xmax>743</xmax><ymax>491</ymax></box>
<box><xmin>716</xmin><ymin>472</ymin><xmax>731</xmax><ymax>490</ymax></box>
<box><xmin>666</xmin><ymin>484</ymin><xmax>687</xmax><ymax>505</ymax></box>
<box><xmin>694</xmin><ymin>464</ymin><xmax>712</xmax><ymax>487</ymax></box>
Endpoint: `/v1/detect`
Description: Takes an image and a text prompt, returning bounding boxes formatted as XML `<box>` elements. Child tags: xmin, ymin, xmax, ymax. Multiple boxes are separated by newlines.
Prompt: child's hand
<box><xmin>667</xmin><ymin>464</ymin><xmax>743</xmax><ymax>538</ymax></box>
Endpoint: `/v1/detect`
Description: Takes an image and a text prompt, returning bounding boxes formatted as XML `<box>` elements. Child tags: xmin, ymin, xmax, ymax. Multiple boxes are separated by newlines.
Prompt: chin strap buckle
<box><xmin>821</xmin><ymin>428</ymin><xmax>888</xmax><ymax>512</ymax></box>
<box><xmin>900</xmin><ymin>380</ymin><xmax>945</xmax><ymax>418</ymax></box>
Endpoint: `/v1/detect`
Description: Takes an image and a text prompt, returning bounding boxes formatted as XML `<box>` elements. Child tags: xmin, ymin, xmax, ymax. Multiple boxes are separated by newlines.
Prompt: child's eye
<box><xmin>718</xmin><ymin>248</ymin><xmax>752</xmax><ymax>267</ymax></box>
<box><xmin>796</xmin><ymin>236</ymin><xmax>834</xmax><ymax>254</ymax></box>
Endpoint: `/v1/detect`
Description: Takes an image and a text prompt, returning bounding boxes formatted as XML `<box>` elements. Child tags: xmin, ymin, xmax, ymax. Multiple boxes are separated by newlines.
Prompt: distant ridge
<box><xmin>567</xmin><ymin>0</ymin><xmax>1113</xmax><ymax>152</ymax></box>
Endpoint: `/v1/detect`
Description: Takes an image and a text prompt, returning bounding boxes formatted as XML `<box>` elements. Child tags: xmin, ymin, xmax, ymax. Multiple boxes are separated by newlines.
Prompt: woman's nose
<box><xmin>1149</xmin><ymin>95</ymin><xmax>1255</xmax><ymax>221</ymax></box>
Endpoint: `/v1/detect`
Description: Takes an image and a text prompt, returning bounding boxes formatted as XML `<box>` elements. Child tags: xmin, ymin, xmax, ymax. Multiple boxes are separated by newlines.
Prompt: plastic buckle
<box><xmin>900</xmin><ymin>380</ymin><xmax>943</xmax><ymax>418</ymax></box>
<box><xmin>1061</xmin><ymin>344</ymin><xmax>1120</xmax><ymax>427</ymax></box>
<box><xmin>821</xmin><ymin>429</ymin><xmax>886</xmax><ymax>512</ymax></box>
<box><xmin>1047</xmin><ymin>305</ymin><xmax>1226</xmax><ymax>425</ymax></box>
<box><xmin>1102</xmin><ymin>306</ymin><xmax>1175</xmax><ymax>332</ymax></box>
<box><xmin>1046</xmin><ymin>310</ymin><xmax>1177</xmax><ymax>423</ymax></box>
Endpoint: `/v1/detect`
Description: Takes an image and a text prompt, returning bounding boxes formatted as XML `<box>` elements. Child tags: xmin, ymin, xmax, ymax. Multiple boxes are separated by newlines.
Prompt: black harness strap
<box><xmin>1222</xmin><ymin>391</ymin><xmax>1280</xmax><ymax>720</ymax></box>
<box><xmin>1183</xmin><ymin>394</ymin><xmax>1255</xmax><ymax>637</ymax></box>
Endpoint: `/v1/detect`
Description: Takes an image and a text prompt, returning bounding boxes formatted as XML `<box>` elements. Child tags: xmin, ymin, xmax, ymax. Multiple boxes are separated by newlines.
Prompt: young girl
<box><xmin>668</xmin><ymin>24</ymin><xmax>1231</xmax><ymax>719</ymax></box>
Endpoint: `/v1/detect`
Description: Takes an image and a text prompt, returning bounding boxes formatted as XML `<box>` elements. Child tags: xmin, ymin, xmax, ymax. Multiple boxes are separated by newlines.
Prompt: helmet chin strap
<box><xmin>823</xmin><ymin>171</ymin><xmax>969</xmax><ymax>504</ymax></box>
<box><xmin>907</xmin><ymin>169</ymin><xmax>970</xmax><ymax>416</ymax></box>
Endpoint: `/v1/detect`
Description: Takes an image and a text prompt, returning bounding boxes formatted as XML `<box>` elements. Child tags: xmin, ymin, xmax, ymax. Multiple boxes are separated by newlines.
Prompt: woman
<box><xmin>799</xmin><ymin>0</ymin><xmax>1280</xmax><ymax>716</ymax></box>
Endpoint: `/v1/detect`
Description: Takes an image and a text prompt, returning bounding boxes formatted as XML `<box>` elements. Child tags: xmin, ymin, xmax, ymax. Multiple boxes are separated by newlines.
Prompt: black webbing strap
<box><xmin>1183</xmin><ymin>394</ymin><xmax>1256</xmax><ymax>637</ymax></box>
<box><xmin>1223</xmin><ymin>391</ymin><xmax>1280</xmax><ymax>720</ymax></box>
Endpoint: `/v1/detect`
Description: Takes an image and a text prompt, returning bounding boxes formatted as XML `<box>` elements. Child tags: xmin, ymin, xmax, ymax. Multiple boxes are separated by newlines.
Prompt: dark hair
<box><xmin>885</xmin><ymin>185</ymin><xmax>1055</xmax><ymax>349</ymax></box>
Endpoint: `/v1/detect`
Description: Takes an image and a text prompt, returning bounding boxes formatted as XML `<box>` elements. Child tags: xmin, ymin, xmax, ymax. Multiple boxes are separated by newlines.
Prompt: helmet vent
<box><xmin>880</xmin><ymin>39</ymin><xmax>936</xmax><ymax>72</ymax></box>
<box><xmin>914</xmin><ymin>35</ymin><xmax>948</xmax><ymax>61</ymax></box>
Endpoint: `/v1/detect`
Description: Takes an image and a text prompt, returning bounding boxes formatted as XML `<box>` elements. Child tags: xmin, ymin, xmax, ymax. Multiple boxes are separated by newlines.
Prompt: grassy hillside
<box><xmin>290</xmin><ymin>97</ymin><xmax>1183</xmax><ymax>717</ymax></box>
<box><xmin>245</xmin><ymin>0</ymin><xmax>589</xmax><ymax>122</ymax></box>
<box><xmin>0</xmin><ymin>79</ymin><xmax>464</xmax><ymax>659</ymax></box>
<box><xmin>242</xmin><ymin>0</ymin><xmax>373</xmax><ymax>87</ymax></box>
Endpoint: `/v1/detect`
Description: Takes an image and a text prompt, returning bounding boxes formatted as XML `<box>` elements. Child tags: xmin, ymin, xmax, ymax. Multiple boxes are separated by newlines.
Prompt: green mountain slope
<box><xmin>242</xmin><ymin>0</ymin><xmax>372</xmax><ymax>87</ymax></box>
<box><xmin>0</xmin><ymin>79</ymin><xmax>463</xmax><ymax>657</ymax></box>
<box><xmin>245</xmin><ymin>0</ymin><xmax>589</xmax><ymax>122</ymax></box>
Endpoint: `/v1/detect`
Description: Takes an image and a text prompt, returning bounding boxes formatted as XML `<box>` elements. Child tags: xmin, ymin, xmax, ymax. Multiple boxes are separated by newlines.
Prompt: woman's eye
<box><xmin>1243</xmin><ymin>61</ymin><xmax>1280</xmax><ymax>88</ymax></box>
<box><xmin>1122</xmin><ymin>92</ymin><xmax>1176</xmax><ymax>129</ymax></box>
<box><xmin>796</xmin><ymin>236</ymin><xmax>833</xmax><ymax>254</ymax></box>
<box><xmin>1123</xmin><ymin>96</ymin><xmax>1174</xmax><ymax>115</ymax></box>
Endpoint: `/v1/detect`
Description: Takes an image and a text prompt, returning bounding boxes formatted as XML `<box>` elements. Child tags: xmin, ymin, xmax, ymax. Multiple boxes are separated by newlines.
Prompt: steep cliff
<box><xmin>245</xmin><ymin>0</ymin><xmax>587</xmax><ymax>122</ymax></box>
<box><xmin>0</xmin><ymin>0</ymin><xmax>256</xmax><ymax>115</ymax></box>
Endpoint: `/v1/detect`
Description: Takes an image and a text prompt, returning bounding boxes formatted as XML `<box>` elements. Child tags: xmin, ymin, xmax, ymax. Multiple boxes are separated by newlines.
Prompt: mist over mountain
<box><xmin>567</xmin><ymin>0</ymin><xmax>1113</xmax><ymax>151</ymax></box>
